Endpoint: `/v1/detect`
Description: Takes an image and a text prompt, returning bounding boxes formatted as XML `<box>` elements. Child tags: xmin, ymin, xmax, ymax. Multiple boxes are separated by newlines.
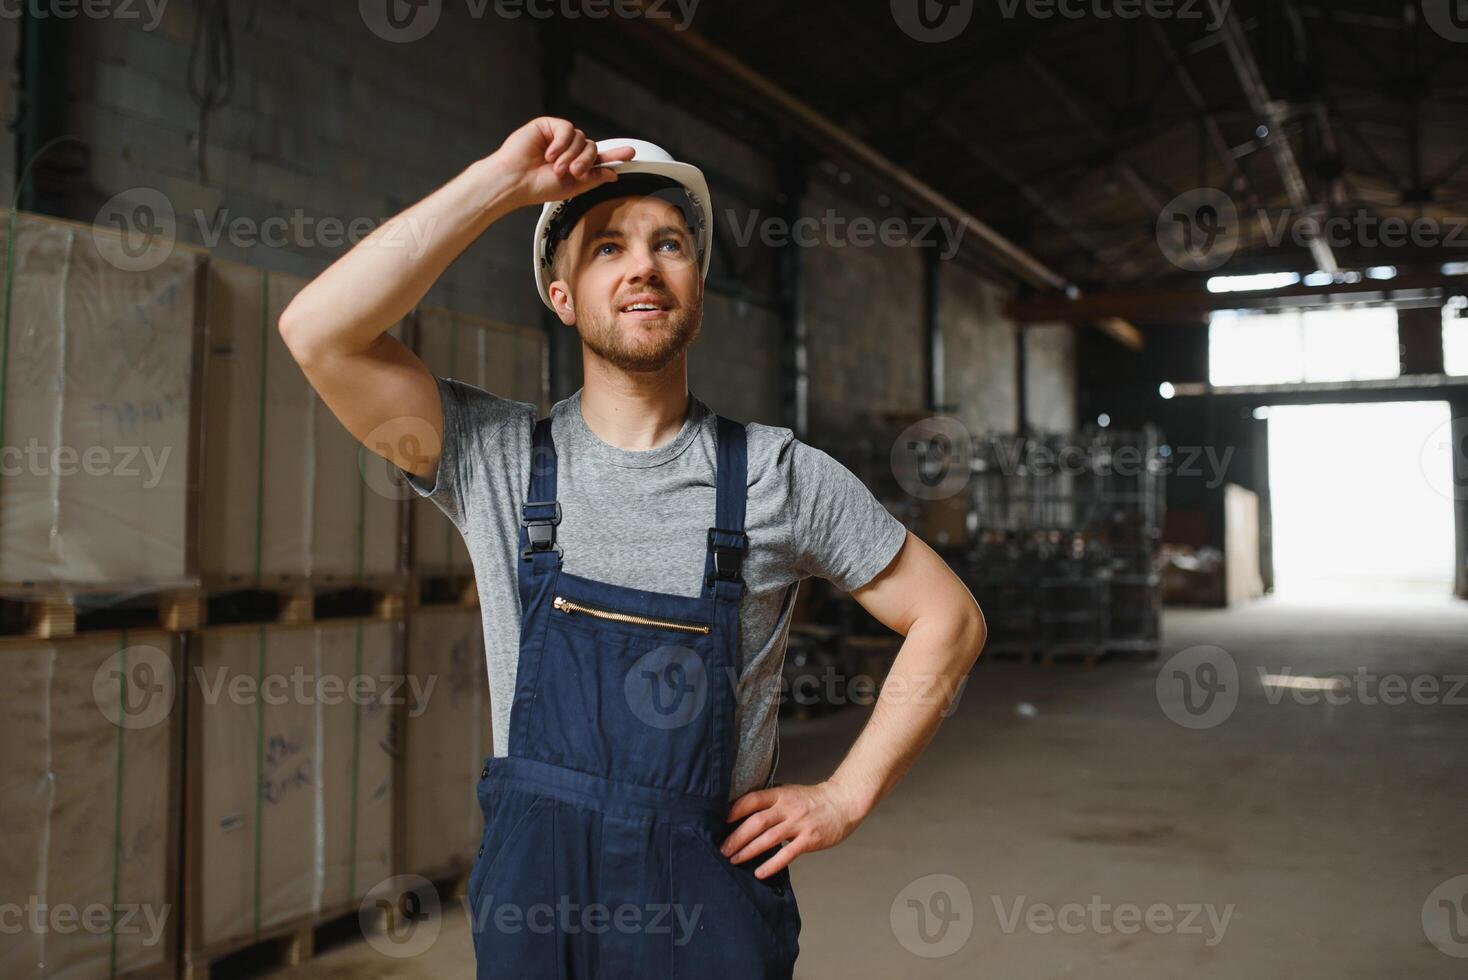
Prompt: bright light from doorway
<box><xmin>1210</xmin><ymin>308</ymin><xmax>1401</xmax><ymax>386</ymax></box>
<box><xmin>1267</xmin><ymin>402</ymin><xmax>1455</xmax><ymax>598</ymax></box>
<box><xmin>1444</xmin><ymin>296</ymin><xmax>1468</xmax><ymax>376</ymax></box>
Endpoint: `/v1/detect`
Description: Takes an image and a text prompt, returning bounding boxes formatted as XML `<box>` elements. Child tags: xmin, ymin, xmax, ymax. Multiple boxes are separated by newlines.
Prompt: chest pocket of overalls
<box><xmin>528</xmin><ymin>591</ymin><xmax>723</xmax><ymax>797</ymax></box>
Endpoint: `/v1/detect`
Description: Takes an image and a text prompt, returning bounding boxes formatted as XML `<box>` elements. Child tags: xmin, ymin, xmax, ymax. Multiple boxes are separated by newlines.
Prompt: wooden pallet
<box><xmin>409</xmin><ymin>573</ymin><xmax>480</xmax><ymax>609</ymax></box>
<box><xmin>0</xmin><ymin>586</ymin><xmax>203</xmax><ymax>639</ymax></box>
<box><xmin>180</xmin><ymin>902</ymin><xmax>389</xmax><ymax>980</ymax></box>
<box><xmin>203</xmin><ymin>582</ymin><xmax>407</xmax><ymax>627</ymax></box>
<box><xmin>426</xmin><ymin>866</ymin><xmax>473</xmax><ymax>903</ymax></box>
<box><xmin>200</xmin><ymin>572</ymin><xmax>409</xmax><ymax>593</ymax></box>
<box><xmin>1031</xmin><ymin>645</ymin><xmax>1105</xmax><ymax>669</ymax></box>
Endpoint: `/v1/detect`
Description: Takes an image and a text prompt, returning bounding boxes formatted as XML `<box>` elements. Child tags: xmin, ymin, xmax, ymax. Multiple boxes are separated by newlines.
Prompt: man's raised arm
<box><xmin>277</xmin><ymin>117</ymin><xmax>632</xmax><ymax>479</ymax></box>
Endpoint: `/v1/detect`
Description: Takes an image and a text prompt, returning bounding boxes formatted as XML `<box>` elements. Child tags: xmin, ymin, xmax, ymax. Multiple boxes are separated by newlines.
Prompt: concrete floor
<box><xmin>260</xmin><ymin>595</ymin><xmax>1468</xmax><ymax>979</ymax></box>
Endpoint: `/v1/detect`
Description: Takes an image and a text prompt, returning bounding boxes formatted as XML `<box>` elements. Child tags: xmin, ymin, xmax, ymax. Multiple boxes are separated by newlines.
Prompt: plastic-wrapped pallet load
<box><xmin>399</xmin><ymin>605</ymin><xmax>493</xmax><ymax>880</ymax></box>
<box><xmin>0</xmin><ymin>631</ymin><xmax>181</xmax><ymax>979</ymax></box>
<box><xmin>185</xmin><ymin>619</ymin><xmax>397</xmax><ymax>963</ymax></box>
<box><xmin>1224</xmin><ymin>483</ymin><xmax>1264</xmax><ymax>605</ymax></box>
<box><xmin>200</xmin><ymin>260</ymin><xmax>404</xmax><ymax>585</ymax></box>
<box><xmin>0</xmin><ymin>213</ymin><xmax>203</xmax><ymax>588</ymax></box>
<box><xmin>410</xmin><ymin>307</ymin><xmax>546</xmax><ymax>576</ymax></box>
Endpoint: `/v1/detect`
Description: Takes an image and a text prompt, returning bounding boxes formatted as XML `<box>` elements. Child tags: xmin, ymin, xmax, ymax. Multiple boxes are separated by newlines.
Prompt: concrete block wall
<box><xmin>1024</xmin><ymin>323</ymin><xmax>1078</xmax><ymax>433</ymax></box>
<box><xmin>801</xmin><ymin>174</ymin><xmax>926</xmax><ymax>445</ymax></box>
<box><xmin>0</xmin><ymin>19</ymin><xmax>18</xmax><ymax>207</ymax></box>
<box><xmin>939</xmin><ymin>262</ymin><xmax>1020</xmax><ymax>436</ymax></box>
<box><xmin>64</xmin><ymin>0</ymin><xmax>545</xmax><ymax>327</ymax></box>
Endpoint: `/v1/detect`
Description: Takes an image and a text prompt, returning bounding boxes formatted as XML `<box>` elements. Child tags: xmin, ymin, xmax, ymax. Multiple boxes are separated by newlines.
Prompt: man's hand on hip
<box><xmin>720</xmin><ymin>780</ymin><xmax>870</xmax><ymax>879</ymax></box>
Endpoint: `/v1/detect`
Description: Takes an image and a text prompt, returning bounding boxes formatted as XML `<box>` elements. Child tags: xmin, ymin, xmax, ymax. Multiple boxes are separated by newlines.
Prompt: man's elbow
<box><xmin>962</xmin><ymin>602</ymin><xmax>988</xmax><ymax>668</ymax></box>
<box><xmin>277</xmin><ymin>302</ymin><xmax>313</xmax><ymax>365</ymax></box>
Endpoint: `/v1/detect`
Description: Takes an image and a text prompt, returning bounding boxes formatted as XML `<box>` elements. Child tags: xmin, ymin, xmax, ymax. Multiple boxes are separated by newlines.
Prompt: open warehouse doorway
<box><xmin>1265</xmin><ymin>401</ymin><xmax>1456</xmax><ymax>599</ymax></box>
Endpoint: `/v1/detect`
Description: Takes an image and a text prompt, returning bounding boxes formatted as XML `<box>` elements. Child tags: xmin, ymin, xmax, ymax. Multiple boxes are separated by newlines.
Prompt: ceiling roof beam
<box><xmin>1010</xmin><ymin>271</ymin><xmax>1465</xmax><ymax>321</ymax></box>
<box><xmin>1212</xmin><ymin>0</ymin><xmax>1341</xmax><ymax>272</ymax></box>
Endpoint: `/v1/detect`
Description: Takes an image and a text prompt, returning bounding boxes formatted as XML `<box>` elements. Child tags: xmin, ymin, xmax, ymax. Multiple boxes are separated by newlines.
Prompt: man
<box><xmin>280</xmin><ymin>116</ymin><xmax>985</xmax><ymax>977</ymax></box>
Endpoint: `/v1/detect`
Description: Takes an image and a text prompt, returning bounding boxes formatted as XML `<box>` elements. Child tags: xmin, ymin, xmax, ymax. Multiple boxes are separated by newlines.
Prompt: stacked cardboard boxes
<box><xmin>0</xmin><ymin>211</ymin><xmax>547</xmax><ymax>976</ymax></box>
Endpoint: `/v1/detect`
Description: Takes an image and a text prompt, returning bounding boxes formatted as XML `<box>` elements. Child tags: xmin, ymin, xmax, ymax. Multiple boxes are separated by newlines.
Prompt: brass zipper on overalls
<box><xmin>552</xmin><ymin>596</ymin><xmax>712</xmax><ymax>635</ymax></box>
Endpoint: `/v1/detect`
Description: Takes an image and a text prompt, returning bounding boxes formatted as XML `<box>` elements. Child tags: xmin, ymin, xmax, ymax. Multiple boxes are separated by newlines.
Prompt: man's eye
<box><xmin>596</xmin><ymin>243</ymin><xmax>619</xmax><ymax>256</ymax></box>
<box><xmin>658</xmin><ymin>239</ymin><xmax>682</xmax><ymax>252</ymax></box>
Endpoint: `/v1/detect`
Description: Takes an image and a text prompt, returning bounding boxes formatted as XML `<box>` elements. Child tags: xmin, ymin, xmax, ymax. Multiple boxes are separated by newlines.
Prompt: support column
<box><xmin>1451</xmin><ymin>399</ymin><xmax>1468</xmax><ymax>600</ymax></box>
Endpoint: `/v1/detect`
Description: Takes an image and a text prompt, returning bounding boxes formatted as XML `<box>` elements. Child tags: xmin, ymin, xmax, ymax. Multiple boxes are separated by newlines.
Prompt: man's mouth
<box><xmin>619</xmin><ymin>299</ymin><xmax>674</xmax><ymax>318</ymax></box>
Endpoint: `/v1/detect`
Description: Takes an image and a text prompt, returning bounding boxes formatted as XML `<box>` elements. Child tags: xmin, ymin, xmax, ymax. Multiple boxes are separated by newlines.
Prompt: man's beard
<box><xmin>576</xmin><ymin>300</ymin><xmax>702</xmax><ymax>372</ymax></box>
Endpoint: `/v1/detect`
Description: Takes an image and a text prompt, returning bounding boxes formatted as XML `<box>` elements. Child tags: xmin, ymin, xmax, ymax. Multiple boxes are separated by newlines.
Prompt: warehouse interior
<box><xmin>1</xmin><ymin>1</ymin><xmax>1466</xmax><ymax>978</ymax></box>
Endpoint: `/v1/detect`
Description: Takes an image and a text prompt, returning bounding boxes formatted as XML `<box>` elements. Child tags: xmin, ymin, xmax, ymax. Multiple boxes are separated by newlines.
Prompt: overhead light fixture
<box><xmin>1207</xmin><ymin>272</ymin><xmax>1301</xmax><ymax>293</ymax></box>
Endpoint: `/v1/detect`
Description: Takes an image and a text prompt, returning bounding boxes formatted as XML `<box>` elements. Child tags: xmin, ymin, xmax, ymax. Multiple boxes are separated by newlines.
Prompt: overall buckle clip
<box><xmin>521</xmin><ymin>500</ymin><xmax>562</xmax><ymax>559</ymax></box>
<box><xmin>707</xmin><ymin>527</ymin><xmax>748</xmax><ymax>584</ymax></box>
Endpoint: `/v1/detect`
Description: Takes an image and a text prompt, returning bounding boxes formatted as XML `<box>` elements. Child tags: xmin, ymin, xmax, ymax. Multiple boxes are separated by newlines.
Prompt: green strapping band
<box><xmin>0</xmin><ymin>207</ymin><xmax>16</xmax><ymax>515</ymax></box>
<box><xmin>346</xmin><ymin>441</ymin><xmax>368</xmax><ymax>901</ymax></box>
<box><xmin>253</xmin><ymin>271</ymin><xmax>270</xmax><ymax>585</ymax></box>
<box><xmin>347</xmin><ymin>619</ymin><xmax>364</xmax><ymax>903</ymax></box>
<box><xmin>252</xmin><ymin>624</ymin><xmax>265</xmax><ymax>938</ymax></box>
<box><xmin>251</xmin><ymin>270</ymin><xmax>270</xmax><ymax>939</ymax></box>
<box><xmin>443</xmin><ymin>315</ymin><xmax>458</xmax><ymax>570</ymax></box>
<box><xmin>109</xmin><ymin>631</ymin><xmax>128</xmax><ymax>979</ymax></box>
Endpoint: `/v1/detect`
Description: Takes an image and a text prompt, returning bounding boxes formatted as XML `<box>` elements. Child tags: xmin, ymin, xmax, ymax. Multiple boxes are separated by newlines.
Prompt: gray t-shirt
<box><xmin>400</xmin><ymin>377</ymin><xmax>908</xmax><ymax>800</ymax></box>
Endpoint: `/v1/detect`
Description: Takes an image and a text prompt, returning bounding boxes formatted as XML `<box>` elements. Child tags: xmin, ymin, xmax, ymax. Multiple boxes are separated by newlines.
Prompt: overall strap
<box><xmin>703</xmin><ymin>414</ymin><xmax>749</xmax><ymax>599</ymax></box>
<box><xmin>519</xmin><ymin>416</ymin><xmax>562</xmax><ymax>569</ymax></box>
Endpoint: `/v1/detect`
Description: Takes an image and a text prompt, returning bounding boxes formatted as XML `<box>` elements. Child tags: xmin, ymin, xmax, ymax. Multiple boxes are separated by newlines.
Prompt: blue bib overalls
<box><xmin>466</xmin><ymin>412</ymin><xmax>802</xmax><ymax>978</ymax></box>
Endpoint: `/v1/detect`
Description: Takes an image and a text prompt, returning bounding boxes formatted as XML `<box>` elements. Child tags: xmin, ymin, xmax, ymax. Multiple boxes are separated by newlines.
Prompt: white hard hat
<box><xmin>532</xmin><ymin>137</ymin><xmax>713</xmax><ymax>312</ymax></box>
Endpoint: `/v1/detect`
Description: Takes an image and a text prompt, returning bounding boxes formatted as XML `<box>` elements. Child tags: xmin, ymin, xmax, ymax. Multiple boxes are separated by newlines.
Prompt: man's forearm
<box><xmin>825</xmin><ymin>610</ymin><xmax>985</xmax><ymax>817</ymax></box>
<box><xmin>279</xmin><ymin>153</ymin><xmax>522</xmax><ymax>359</ymax></box>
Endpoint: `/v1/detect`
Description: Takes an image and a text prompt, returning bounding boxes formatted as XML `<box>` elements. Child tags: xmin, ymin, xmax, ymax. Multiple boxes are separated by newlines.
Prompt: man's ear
<box><xmin>548</xmin><ymin>280</ymin><xmax>576</xmax><ymax>325</ymax></box>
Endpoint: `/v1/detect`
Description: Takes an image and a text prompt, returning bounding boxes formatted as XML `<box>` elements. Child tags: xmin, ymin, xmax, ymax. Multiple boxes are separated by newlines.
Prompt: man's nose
<box><xmin>626</xmin><ymin>246</ymin><xmax>663</xmax><ymax>282</ymax></box>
